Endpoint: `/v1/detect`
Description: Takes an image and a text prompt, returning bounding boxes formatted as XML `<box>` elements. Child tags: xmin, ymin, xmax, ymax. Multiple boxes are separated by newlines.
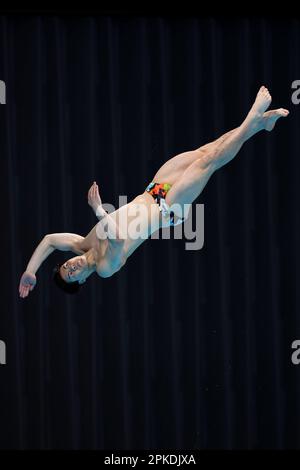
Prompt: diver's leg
<box><xmin>152</xmin><ymin>88</ymin><xmax>288</xmax><ymax>186</ymax></box>
<box><xmin>165</xmin><ymin>86</ymin><xmax>289</xmax><ymax>212</ymax></box>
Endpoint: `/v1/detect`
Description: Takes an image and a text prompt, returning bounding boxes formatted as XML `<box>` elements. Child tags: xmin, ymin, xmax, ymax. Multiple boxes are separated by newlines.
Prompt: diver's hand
<box><xmin>19</xmin><ymin>271</ymin><xmax>37</xmax><ymax>298</ymax></box>
<box><xmin>88</xmin><ymin>181</ymin><xmax>102</xmax><ymax>214</ymax></box>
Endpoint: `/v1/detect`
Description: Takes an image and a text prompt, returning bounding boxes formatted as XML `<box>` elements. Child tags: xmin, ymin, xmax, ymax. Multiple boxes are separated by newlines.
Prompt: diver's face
<box><xmin>59</xmin><ymin>255</ymin><xmax>88</xmax><ymax>284</ymax></box>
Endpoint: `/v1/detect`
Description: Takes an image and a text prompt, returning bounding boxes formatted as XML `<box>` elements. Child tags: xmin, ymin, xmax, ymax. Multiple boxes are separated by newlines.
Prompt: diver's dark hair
<box><xmin>53</xmin><ymin>263</ymin><xmax>81</xmax><ymax>295</ymax></box>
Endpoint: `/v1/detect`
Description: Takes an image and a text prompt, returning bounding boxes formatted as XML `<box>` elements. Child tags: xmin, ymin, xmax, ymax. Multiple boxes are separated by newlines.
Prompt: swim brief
<box><xmin>145</xmin><ymin>182</ymin><xmax>185</xmax><ymax>226</ymax></box>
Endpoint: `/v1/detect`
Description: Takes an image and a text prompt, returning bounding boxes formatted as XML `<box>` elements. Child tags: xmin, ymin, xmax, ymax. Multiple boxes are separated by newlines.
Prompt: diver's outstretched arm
<box><xmin>19</xmin><ymin>232</ymin><xmax>84</xmax><ymax>298</ymax></box>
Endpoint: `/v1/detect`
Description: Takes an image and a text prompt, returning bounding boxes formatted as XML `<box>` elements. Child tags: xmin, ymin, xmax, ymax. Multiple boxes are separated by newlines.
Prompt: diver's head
<box><xmin>53</xmin><ymin>253</ymin><xmax>94</xmax><ymax>294</ymax></box>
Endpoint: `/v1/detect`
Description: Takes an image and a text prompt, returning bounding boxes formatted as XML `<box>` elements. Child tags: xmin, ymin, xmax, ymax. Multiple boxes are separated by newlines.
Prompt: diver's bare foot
<box><xmin>241</xmin><ymin>86</ymin><xmax>273</xmax><ymax>135</ymax></box>
<box><xmin>262</xmin><ymin>108</ymin><xmax>290</xmax><ymax>131</ymax></box>
<box><xmin>249</xmin><ymin>85</ymin><xmax>272</xmax><ymax>116</ymax></box>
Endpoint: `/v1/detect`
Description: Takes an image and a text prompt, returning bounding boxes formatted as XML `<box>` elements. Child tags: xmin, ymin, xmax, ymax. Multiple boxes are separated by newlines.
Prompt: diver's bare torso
<box><xmin>74</xmin><ymin>191</ymin><xmax>163</xmax><ymax>277</ymax></box>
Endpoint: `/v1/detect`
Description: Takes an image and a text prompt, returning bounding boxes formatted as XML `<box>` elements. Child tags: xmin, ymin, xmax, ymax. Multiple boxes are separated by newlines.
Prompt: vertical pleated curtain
<box><xmin>0</xmin><ymin>15</ymin><xmax>300</xmax><ymax>449</ymax></box>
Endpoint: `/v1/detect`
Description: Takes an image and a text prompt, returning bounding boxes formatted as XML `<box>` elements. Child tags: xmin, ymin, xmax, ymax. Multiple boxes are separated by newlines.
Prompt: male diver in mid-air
<box><xmin>19</xmin><ymin>86</ymin><xmax>289</xmax><ymax>297</ymax></box>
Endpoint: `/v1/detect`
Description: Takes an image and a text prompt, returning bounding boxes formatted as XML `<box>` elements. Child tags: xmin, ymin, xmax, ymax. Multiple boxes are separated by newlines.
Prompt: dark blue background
<box><xmin>0</xmin><ymin>15</ymin><xmax>299</xmax><ymax>449</ymax></box>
